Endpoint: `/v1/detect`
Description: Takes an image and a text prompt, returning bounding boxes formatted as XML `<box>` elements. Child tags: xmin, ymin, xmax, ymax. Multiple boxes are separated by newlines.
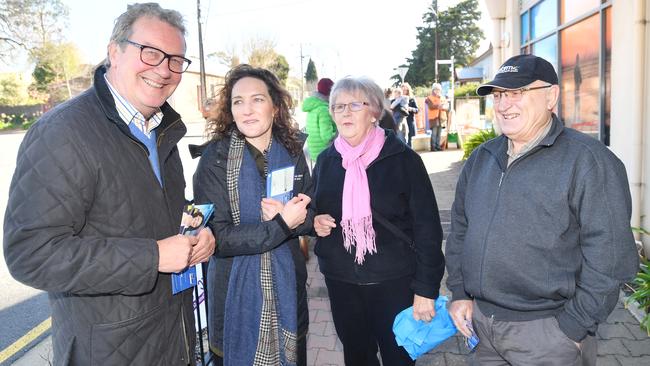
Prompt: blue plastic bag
<box><xmin>392</xmin><ymin>296</ymin><xmax>458</xmax><ymax>360</ymax></box>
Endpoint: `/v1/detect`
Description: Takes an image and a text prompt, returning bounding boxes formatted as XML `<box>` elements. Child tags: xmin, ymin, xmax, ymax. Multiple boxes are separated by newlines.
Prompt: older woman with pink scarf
<box><xmin>311</xmin><ymin>76</ymin><xmax>445</xmax><ymax>366</ymax></box>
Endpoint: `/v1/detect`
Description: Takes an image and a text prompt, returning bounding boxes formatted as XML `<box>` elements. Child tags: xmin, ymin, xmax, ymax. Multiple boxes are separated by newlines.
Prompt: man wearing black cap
<box><xmin>444</xmin><ymin>54</ymin><xmax>638</xmax><ymax>365</ymax></box>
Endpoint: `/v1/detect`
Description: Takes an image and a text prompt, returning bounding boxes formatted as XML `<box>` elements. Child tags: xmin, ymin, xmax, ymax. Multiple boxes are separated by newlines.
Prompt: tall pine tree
<box><xmin>396</xmin><ymin>0</ymin><xmax>483</xmax><ymax>87</ymax></box>
<box><xmin>305</xmin><ymin>58</ymin><xmax>318</xmax><ymax>84</ymax></box>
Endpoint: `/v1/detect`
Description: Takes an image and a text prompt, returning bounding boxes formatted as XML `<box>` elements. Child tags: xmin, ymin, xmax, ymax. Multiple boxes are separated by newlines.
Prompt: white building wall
<box><xmin>642</xmin><ymin>0</ymin><xmax>650</xmax><ymax>252</ymax></box>
<box><xmin>610</xmin><ymin>0</ymin><xmax>648</xmax><ymax>250</ymax></box>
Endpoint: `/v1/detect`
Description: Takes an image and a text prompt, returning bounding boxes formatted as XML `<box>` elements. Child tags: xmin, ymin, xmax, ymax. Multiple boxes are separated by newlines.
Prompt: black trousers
<box><xmin>325</xmin><ymin>276</ymin><xmax>415</xmax><ymax>366</ymax></box>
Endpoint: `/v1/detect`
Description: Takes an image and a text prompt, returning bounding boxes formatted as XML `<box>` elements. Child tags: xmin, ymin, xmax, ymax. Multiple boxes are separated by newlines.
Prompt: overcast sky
<box><xmin>4</xmin><ymin>0</ymin><xmax>491</xmax><ymax>87</ymax></box>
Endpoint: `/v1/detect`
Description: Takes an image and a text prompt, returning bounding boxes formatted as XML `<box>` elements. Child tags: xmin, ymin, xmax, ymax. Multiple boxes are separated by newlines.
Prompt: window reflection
<box><xmin>603</xmin><ymin>6</ymin><xmax>611</xmax><ymax>145</ymax></box>
<box><xmin>531</xmin><ymin>0</ymin><xmax>557</xmax><ymax>40</ymax></box>
<box><xmin>560</xmin><ymin>14</ymin><xmax>600</xmax><ymax>139</ymax></box>
<box><xmin>532</xmin><ymin>34</ymin><xmax>558</xmax><ymax>73</ymax></box>
<box><xmin>561</xmin><ymin>0</ymin><xmax>599</xmax><ymax>24</ymax></box>
<box><xmin>521</xmin><ymin>11</ymin><xmax>530</xmax><ymax>45</ymax></box>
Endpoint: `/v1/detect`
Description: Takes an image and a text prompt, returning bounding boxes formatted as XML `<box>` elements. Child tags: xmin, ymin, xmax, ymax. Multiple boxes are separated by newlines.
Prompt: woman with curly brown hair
<box><xmin>193</xmin><ymin>64</ymin><xmax>314</xmax><ymax>366</ymax></box>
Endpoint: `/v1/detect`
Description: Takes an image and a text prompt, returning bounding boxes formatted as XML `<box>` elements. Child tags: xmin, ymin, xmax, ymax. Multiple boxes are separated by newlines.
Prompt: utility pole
<box><xmin>434</xmin><ymin>0</ymin><xmax>439</xmax><ymax>82</ymax></box>
<box><xmin>299</xmin><ymin>44</ymin><xmax>305</xmax><ymax>102</ymax></box>
<box><xmin>197</xmin><ymin>0</ymin><xmax>207</xmax><ymax>107</ymax></box>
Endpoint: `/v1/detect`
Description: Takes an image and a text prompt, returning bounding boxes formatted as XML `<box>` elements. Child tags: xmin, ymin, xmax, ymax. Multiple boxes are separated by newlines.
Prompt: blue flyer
<box><xmin>266</xmin><ymin>165</ymin><xmax>295</xmax><ymax>204</ymax></box>
<box><xmin>172</xmin><ymin>203</ymin><xmax>214</xmax><ymax>295</ymax></box>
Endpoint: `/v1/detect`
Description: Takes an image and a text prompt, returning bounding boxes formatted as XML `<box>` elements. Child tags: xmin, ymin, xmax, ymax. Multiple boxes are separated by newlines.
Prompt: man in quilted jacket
<box><xmin>3</xmin><ymin>3</ymin><xmax>215</xmax><ymax>365</ymax></box>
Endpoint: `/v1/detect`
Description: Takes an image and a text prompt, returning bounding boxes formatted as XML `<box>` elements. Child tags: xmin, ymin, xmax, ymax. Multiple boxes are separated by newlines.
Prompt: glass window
<box><xmin>531</xmin><ymin>0</ymin><xmax>557</xmax><ymax>40</ymax></box>
<box><xmin>603</xmin><ymin>6</ymin><xmax>611</xmax><ymax>145</ymax></box>
<box><xmin>521</xmin><ymin>11</ymin><xmax>530</xmax><ymax>45</ymax></box>
<box><xmin>560</xmin><ymin>14</ymin><xmax>600</xmax><ymax>139</ymax></box>
<box><xmin>561</xmin><ymin>0</ymin><xmax>599</xmax><ymax>24</ymax></box>
<box><xmin>532</xmin><ymin>34</ymin><xmax>558</xmax><ymax>73</ymax></box>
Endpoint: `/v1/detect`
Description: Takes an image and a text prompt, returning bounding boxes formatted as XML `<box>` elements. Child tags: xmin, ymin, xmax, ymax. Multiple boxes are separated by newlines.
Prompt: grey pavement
<box><xmin>10</xmin><ymin>134</ymin><xmax>650</xmax><ymax>366</ymax></box>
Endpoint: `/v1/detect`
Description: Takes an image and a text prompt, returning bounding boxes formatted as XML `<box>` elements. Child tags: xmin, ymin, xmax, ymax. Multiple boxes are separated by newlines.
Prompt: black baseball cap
<box><xmin>476</xmin><ymin>54</ymin><xmax>558</xmax><ymax>96</ymax></box>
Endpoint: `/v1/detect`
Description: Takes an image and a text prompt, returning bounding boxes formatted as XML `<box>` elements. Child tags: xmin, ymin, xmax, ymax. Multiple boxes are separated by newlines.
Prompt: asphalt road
<box><xmin>0</xmin><ymin>132</ymin><xmax>51</xmax><ymax>365</ymax></box>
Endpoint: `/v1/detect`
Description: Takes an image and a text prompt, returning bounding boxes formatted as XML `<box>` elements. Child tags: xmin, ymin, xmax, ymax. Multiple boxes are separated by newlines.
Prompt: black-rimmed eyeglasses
<box><xmin>330</xmin><ymin>102</ymin><xmax>369</xmax><ymax>113</ymax></box>
<box><xmin>123</xmin><ymin>40</ymin><xmax>192</xmax><ymax>74</ymax></box>
<box><xmin>491</xmin><ymin>85</ymin><xmax>552</xmax><ymax>103</ymax></box>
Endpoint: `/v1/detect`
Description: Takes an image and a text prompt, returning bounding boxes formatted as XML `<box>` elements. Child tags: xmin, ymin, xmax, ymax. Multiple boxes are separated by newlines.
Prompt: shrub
<box><xmin>626</xmin><ymin>257</ymin><xmax>650</xmax><ymax>335</ymax></box>
<box><xmin>454</xmin><ymin>82</ymin><xmax>480</xmax><ymax>98</ymax></box>
<box><xmin>0</xmin><ymin>113</ymin><xmax>38</xmax><ymax>131</ymax></box>
<box><xmin>462</xmin><ymin>128</ymin><xmax>497</xmax><ymax>160</ymax></box>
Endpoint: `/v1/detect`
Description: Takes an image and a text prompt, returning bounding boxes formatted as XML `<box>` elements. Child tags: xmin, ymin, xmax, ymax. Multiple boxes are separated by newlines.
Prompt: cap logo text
<box><xmin>497</xmin><ymin>66</ymin><xmax>519</xmax><ymax>74</ymax></box>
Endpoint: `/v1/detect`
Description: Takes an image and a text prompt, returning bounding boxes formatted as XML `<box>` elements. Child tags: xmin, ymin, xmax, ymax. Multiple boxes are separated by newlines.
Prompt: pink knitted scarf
<box><xmin>334</xmin><ymin>126</ymin><xmax>386</xmax><ymax>264</ymax></box>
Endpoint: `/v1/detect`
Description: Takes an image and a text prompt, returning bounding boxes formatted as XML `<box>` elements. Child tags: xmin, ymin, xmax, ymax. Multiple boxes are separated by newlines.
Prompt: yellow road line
<box><xmin>0</xmin><ymin>317</ymin><xmax>51</xmax><ymax>364</ymax></box>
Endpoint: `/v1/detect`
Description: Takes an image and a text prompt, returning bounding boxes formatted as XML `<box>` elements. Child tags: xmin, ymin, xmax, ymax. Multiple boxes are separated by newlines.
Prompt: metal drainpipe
<box><xmin>633</xmin><ymin>0</ymin><xmax>648</xmax><ymax>255</ymax></box>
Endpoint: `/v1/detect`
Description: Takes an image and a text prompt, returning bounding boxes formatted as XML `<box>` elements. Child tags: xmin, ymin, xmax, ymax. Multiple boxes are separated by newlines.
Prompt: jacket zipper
<box><xmin>156</xmin><ymin>117</ymin><xmax>183</xmax><ymax>147</ymax></box>
<box><xmin>132</xmin><ymin>117</ymin><xmax>184</xmax><ymax>230</ymax></box>
<box><xmin>128</xmin><ymin>120</ymin><xmax>191</xmax><ymax>363</ymax></box>
<box><xmin>477</xmin><ymin>145</ymin><xmax>545</xmax><ymax>298</ymax></box>
<box><xmin>159</xmin><ymin>118</ymin><xmax>191</xmax><ymax>362</ymax></box>
<box><xmin>477</xmin><ymin>169</ymin><xmax>505</xmax><ymax>299</ymax></box>
<box><xmin>124</xmin><ymin>117</ymin><xmax>189</xmax><ymax>361</ymax></box>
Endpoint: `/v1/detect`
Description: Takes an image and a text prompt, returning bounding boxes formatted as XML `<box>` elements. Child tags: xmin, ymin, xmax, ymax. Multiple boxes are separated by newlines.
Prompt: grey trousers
<box><xmin>469</xmin><ymin>302</ymin><xmax>597</xmax><ymax>366</ymax></box>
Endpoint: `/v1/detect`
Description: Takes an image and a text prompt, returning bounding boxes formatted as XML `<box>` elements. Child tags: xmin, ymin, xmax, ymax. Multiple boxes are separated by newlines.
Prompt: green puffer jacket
<box><xmin>302</xmin><ymin>93</ymin><xmax>336</xmax><ymax>161</ymax></box>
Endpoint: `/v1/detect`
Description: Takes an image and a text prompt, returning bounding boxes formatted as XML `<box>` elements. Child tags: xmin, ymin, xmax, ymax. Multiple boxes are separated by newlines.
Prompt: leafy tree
<box><xmin>399</xmin><ymin>0</ymin><xmax>483</xmax><ymax>87</ymax></box>
<box><xmin>30</xmin><ymin>41</ymin><xmax>81</xmax><ymax>103</ymax></box>
<box><xmin>269</xmin><ymin>54</ymin><xmax>289</xmax><ymax>85</ymax></box>
<box><xmin>0</xmin><ymin>73</ymin><xmax>21</xmax><ymax>104</ymax></box>
<box><xmin>304</xmin><ymin>58</ymin><xmax>317</xmax><ymax>84</ymax></box>
<box><xmin>208</xmin><ymin>38</ymin><xmax>290</xmax><ymax>85</ymax></box>
<box><xmin>0</xmin><ymin>0</ymin><xmax>69</xmax><ymax>62</ymax></box>
<box><xmin>246</xmin><ymin>38</ymin><xmax>278</xmax><ymax>69</ymax></box>
<box><xmin>242</xmin><ymin>37</ymin><xmax>290</xmax><ymax>85</ymax></box>
<box><xmin>210</xmin><ymin>44</ymin><xmax>240</xmax><ymax>68</ymax></box>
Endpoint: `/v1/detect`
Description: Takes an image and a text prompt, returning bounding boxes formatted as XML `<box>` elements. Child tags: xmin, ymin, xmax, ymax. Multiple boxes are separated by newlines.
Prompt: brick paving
<box><xmin>305</xmin><ymin>148</ymin><xmax>650</xmax><ymax>366</ymax></box>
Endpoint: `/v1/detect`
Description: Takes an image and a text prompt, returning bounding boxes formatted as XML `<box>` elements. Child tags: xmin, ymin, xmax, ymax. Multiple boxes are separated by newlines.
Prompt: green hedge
<box><xmin>0</xmin><ymin>113</ymin><xmax>38</xmax><ymax>131</ymax></box>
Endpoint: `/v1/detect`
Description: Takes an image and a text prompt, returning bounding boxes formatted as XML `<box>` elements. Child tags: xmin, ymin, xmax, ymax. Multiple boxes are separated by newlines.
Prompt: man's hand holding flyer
<box><xmin>172</xmin><ymin>203</ymin><xmax>214</xmax><ymax>294</ymax></box>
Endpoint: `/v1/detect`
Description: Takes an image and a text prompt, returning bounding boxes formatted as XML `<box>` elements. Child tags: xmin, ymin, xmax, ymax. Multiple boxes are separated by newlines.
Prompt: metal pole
<box><xmin>450</xmin><ymin>56</ymin><xmax>455</xmax><ymax>113</ymax></box>
<box><xmin>434</xmin><ymin>0</ymin><xmax>438</xmax><ymax>82</ymax></box>
<box><xmin>300</xmin><ymin>44</ymin><xmax>304</xmax><ymax>102</ymax></box>
<box><xmin>197</xmin><ymin>0</ymin><xmax>207</xmax><ymax>107</ymax></box>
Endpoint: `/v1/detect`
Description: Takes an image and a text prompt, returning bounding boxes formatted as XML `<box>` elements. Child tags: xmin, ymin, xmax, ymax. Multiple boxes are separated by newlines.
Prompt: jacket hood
<box><xmin>302</xmin><ymin>94</ymin><xmax>328</xmax><ymax>112</ymax></box>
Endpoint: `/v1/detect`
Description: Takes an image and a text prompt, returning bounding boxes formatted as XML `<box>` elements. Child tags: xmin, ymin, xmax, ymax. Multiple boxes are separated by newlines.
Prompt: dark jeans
<box><xmin>430</xmin><ymin>120</ymin><xmax>442</xmax><ymax>150</ymax></box>
<box><xmin>325</xmin><ymin>276</ymin><xmax>415</xmax><ymax>366</ymax></box>
<box><xmin>406</xmin><ymin>118</ymin><xmax>415</xmax><ymax>147</ymax></box>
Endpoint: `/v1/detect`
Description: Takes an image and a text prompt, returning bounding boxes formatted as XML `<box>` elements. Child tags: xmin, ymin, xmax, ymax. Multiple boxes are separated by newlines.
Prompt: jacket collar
<box><xmin>483</xmin><ymin>113</ymin><xmax>564</xmax><ymax>170</ymax></box>
<box><xmin>92</xmin><ymin>65</ymin><xmax>186</xmax><ymax>153</ymax></box>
